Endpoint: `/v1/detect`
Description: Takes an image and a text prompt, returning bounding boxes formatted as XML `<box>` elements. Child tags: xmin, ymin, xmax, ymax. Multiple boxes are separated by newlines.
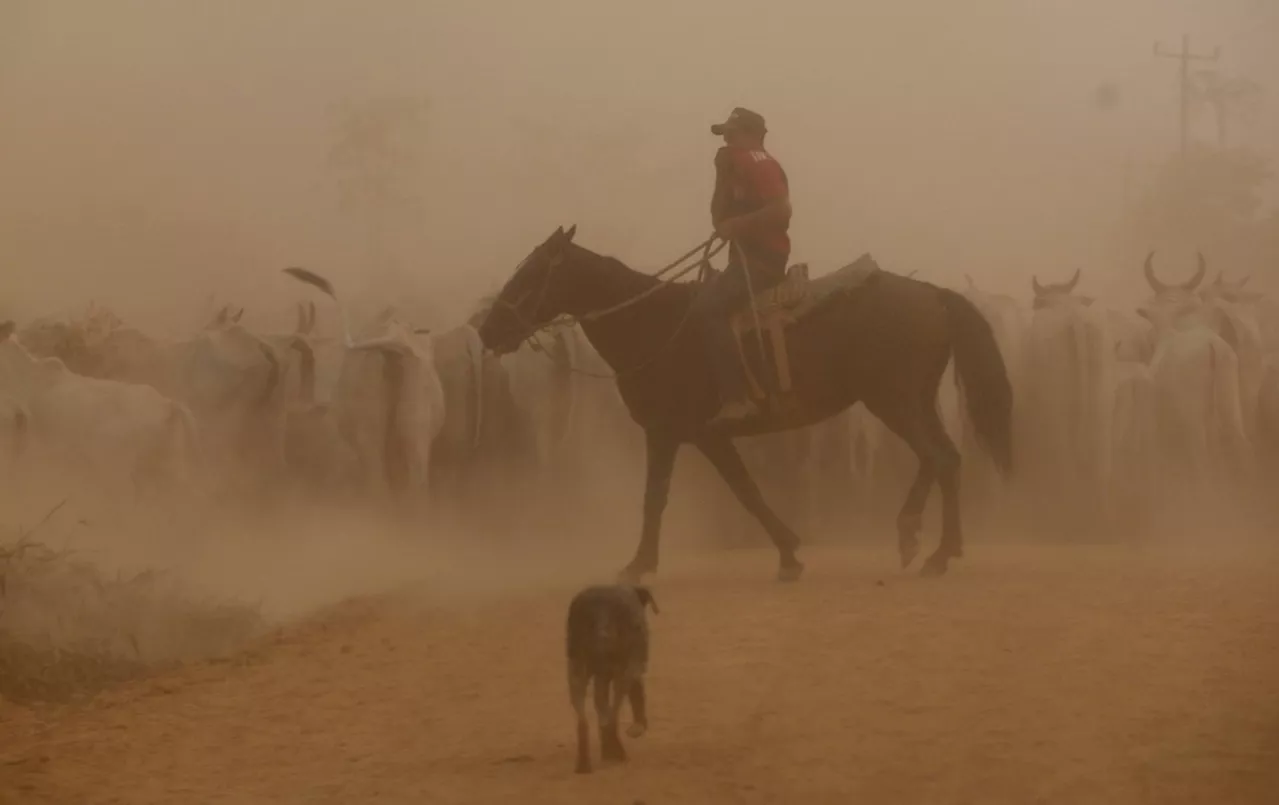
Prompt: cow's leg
<box><xmin>619</xmin><ymin>430</ymin><xmax>679</xmax><ymax>582</ymax></box>
<box><xmin>595</xmin><ymin>673</ymin><xmax>625</xmax><ymax>763</ymax></box>
<box><xmin>865</xmin><ymin>400</ymin><xmax>941</xmax><ymax>572</ymax></box>
<box><xmin>695</xmin><ymin>436</ymin><xmax>803</xmax><ymax>582</ymax></box>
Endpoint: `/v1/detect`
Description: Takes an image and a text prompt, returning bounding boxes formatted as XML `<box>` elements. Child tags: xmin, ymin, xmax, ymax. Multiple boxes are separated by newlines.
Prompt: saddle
<box><xmin>729</xmin><ymin>253</ymin><xmax>881</xmax><ymax>404</ymax></box>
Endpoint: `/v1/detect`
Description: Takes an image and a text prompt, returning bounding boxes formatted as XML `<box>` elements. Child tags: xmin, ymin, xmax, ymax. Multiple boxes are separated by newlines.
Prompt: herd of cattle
<box><xmin>0</xmin><ymin>252</ymin><xmax>1275</xmax><ymax>539</ymax></box>
<box><xmin>0</xmin><ymin>279</ymin><xmax>638</xmax><ymax>529</ymax></box>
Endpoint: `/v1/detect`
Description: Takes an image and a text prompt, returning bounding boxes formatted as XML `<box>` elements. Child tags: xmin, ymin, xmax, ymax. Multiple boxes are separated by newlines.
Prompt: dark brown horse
<box><xmin>478</xmin><ymin>226</ymin><xmax>1013</xmax><ymax>580</ymax></box>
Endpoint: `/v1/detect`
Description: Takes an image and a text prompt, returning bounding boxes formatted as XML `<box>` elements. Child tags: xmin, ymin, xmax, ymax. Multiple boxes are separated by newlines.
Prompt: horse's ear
<box><xmin>564</xmin><ymin>224</ymin><xmax>577</xmax><ymax>241</ymax></box>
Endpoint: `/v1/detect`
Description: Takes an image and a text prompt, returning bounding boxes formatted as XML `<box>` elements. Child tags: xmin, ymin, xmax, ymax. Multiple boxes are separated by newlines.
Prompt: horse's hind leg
<box><xmin>696</xmin><ymin>436</ymin><xmax>804</xmax><ymax>582</ymax></box>
<box><xmin>917</xmin><ymin>401</ymin><xmax>963</xmax><ymax>576</ymax></box>
<box><xmin>865</xmin><ymin>401</ymin><xmax>940</xmax><ymax>571</ymax></box>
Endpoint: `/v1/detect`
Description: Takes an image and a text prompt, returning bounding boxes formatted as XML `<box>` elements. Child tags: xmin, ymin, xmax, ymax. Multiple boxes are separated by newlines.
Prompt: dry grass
<box><xmin>0</xmin><ymin>505</ymin><xmax>265</xmax><ymax>705</ymax></box>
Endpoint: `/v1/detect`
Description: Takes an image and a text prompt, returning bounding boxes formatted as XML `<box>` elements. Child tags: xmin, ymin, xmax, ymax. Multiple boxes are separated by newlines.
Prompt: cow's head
<box><xmin>208</xmin><ymin>305</ymin><xmax>244</xmax><ymax>330</ymax></box>
<box><xmin>1030</xmin><ymin>268</ymin><xmax>1091</xmax><ymax>311</ymax></box>
<box><xmin>1138</xmin><ymin>251</ymin><xmax>1208</xmax><ymax>329</ymax></box>
<box><xmin>1201</xmin><ymin>270</ymin><xmax>1264</xmax><ymax>306</ymax></box>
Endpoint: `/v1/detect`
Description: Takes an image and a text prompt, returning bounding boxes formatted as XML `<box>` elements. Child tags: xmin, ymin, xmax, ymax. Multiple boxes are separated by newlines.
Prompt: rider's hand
<box><xmin>714</xmin><ymin>216</ymin><xmax>740</xmax><ymax>239</ymax></box>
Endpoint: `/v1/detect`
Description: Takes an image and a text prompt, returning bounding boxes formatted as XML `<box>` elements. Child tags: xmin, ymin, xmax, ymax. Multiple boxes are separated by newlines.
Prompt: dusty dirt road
<box><xmin>2</xmin><ymin>543</ymin><xmax>1275</xmax><ymax>804</ymax></box>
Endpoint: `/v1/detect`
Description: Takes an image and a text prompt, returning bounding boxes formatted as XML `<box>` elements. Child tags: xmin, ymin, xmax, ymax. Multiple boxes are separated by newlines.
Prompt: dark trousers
<box><xmin>690</xmin><ymin>242</ymin><xmax>789</xmax><ymax>404</ymax></box>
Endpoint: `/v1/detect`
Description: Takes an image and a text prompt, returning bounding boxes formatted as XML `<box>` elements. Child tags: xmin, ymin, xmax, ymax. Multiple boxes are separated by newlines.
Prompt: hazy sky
<box><xmin>1</xmin><ymin>0</ymin><xmax>1274</xmax><ymax>330</ymax></box>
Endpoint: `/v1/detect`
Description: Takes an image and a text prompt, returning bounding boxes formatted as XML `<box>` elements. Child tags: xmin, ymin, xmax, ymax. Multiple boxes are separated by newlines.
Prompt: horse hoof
<box><xmin>626</xmin><ymin>723</ymin><xmax>647</xmax><ymax>739</ymax></box>
<box><xmin>600</xmin><ymin>739</ymin><xmax>627</xmax><ymax>764</ymax></box>
<box><xmin>777</xmin><ymin>562</ymin><xmax>804</xmax><ymax>583</ymax></box>
<box><xmin>575</xmin><ymin>762</ymin><xmax>592</xmax><ymax>775</ymax></box>
<box><xmin>899</xmin><ymin>545</ymin><xmax>919</xmax><ymax>570</ymax></box>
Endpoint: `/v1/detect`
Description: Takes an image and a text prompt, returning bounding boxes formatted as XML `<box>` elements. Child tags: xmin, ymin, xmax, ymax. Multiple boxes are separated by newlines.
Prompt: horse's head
<box><xmin>478</xmin><ymin>224</ymin><xmax>578</xmax><ymax>355</ymax></box>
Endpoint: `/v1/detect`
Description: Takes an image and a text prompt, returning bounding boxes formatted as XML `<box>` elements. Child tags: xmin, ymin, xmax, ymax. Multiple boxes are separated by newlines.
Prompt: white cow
<box><xmin>1182</xmin><ymin>265</ymin><xmax>1268</xmax><ymax>440</ymax></box>
<box><xmin>1137</xmin><ymin>256</ymin><xmax>1250</xmax><ymax>488</ymax></box>
<box><xmin>1018</xmin><ymin>269</ymin><xmax>1115</xmax><ymax>521</ymax></box>
<box><xmin>262</xmin><ymin>301</ymin><xmax>322</xmax><ymax>410</ymax></box>
<box><xmin>500</xmin><ymin>321</ymin><xmax>589</xmax><ymax>473</ymax></box>
<box><xmin>1109</xmin><ymin>309</ymin><xmax>1153</xmax><ymax>363</ymax></box>
<box><xmin>1108</xmin><ymin>358</ymin><xmax>1158</xmax><ymax>529</ymax></box>
<box><xmin>283</xmin><ymin>268</ymin><xmax>446</xmax><ymax>505</ymax></box>
<box><xmin>430</xmin><ymin>322</ymin><xmax>489</xmax><ymax>473</ymax></box>
<box><xmin>328</xmin><ymin>320</ymin><xmax>445</xmax><ymax>500</ymax></box>
<box><xmin>19</xmin><ymin>306</ymin><xmax>295</xmax><ymax>495</ymax></box>
<box><xmin>1201</xmin><ymin>271</ymin><xmax>1276</xmax><ymax>352</ymax></box>
<box><xmin>171</xmin><ymin>310</ymin><xmax>293</xmax><ymax>495</ymax></box>
<box><xmin>0</xmin><ymin>321</ymin><xmax>199</xmax><ymax>503</ymax></box>
<box><xmin>427</xmin><ymin>316</ymin><xmax>543</xmax><ymax>524</ymax></box>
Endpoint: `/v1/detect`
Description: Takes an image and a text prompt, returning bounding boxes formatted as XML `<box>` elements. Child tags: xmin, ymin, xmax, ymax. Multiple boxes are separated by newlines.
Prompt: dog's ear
<box><xmin>633</xmin><ymin>586</ymin><xmax>659</xmax><ymax>615</ymax></box>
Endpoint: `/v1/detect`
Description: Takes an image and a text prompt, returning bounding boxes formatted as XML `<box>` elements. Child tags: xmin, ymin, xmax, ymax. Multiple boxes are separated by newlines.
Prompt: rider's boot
<box><xmin>704</xmin><ymin>320</ymin><xmax>760</xmax><ymax>425</ymax></box>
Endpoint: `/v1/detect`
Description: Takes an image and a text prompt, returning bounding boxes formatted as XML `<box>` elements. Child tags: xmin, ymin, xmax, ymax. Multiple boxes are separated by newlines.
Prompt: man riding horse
<box><xmin>466</xmin><ymin>104</ymin><xmax>1014</xmax><ymax>581</ymax></box>
<box><xmin>693</xmin><ymin>107</ymin><xmax>793</xmax><ymax>425</ymax></box>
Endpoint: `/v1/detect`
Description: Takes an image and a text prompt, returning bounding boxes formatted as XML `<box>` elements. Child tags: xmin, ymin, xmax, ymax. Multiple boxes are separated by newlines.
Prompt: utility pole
<box><xmin>1154</xmin><ymin>34</ymin><xmax>1220</xmax><ymax>158</ymax></box>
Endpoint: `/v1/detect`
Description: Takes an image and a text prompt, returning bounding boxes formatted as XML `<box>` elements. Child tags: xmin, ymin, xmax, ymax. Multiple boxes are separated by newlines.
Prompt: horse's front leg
<box><xmin>695</xmin><ymin>436</ymin><xmax>804</xmax><ymax>582</ymax></box>
<box><xmin>619</xmin><ymin>429</ymin><xmax>680</xmax><ymax>582</ymax></box>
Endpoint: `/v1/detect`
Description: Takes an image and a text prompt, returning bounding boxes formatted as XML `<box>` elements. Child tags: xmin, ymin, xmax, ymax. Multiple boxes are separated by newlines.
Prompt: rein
<box><xmin>501</xmin><ymin>234</ymin><xmax>729</xmax><ymax>380</ymax></box>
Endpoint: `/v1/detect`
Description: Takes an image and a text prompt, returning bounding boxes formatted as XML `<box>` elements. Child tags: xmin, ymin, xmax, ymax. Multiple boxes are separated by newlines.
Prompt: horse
<box><xmin>477</xmin><ymin>225</ymin><xmax>1013</xmax><ymax>580</ymax></box>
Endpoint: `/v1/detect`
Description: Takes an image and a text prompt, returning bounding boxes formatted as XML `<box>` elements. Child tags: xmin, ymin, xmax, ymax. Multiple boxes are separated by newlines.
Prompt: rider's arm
<box><xmin>710</xmin><ymin>147</ymin><xmax>734</xmax><ymax>226</ymax></box>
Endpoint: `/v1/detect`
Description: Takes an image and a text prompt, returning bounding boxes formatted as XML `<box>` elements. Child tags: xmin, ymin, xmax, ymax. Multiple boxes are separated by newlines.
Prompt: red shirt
<box><xmin>715</xmin><ymin>145</ymin><xmax>791</xmax><ymax>256</ymax></box>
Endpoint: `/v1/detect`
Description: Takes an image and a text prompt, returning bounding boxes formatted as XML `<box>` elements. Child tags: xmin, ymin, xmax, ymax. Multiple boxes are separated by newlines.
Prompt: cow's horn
<box><xmin>1143</xmin><ymin>251</ymin><xmax>1168</xmax><ymax>293</ymax></box>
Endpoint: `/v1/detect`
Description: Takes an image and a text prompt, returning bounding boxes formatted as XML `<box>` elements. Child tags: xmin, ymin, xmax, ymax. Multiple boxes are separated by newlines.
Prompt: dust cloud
<box><xmin>0</xmin><ymin>2</ymin><xmax>1276</xmax><ymax>801</ymax></box>
<box><xmin>2</xmin><ymin>0</ymin><xmax>1275</xmax><ymax>328</ymax></box>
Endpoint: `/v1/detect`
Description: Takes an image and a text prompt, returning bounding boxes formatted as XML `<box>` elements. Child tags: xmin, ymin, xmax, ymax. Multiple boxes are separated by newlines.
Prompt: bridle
<box><xmin>485</xmin><ymin>235</ymin><xmax>728</xmax><ymax>379</ymax></box>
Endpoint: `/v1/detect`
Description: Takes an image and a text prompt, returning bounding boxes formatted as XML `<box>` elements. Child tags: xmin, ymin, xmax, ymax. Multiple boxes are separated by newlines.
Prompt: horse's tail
<box><xmin>939</xmin><ymin>289</ymin><xmax>1013</xmax><ymax>477</ymax></box>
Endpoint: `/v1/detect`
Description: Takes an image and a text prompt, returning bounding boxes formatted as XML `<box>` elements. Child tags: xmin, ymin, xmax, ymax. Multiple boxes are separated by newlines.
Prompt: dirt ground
<box><xmin>1</xmin><ymin>541</ymin><xmax>1275</xmax><ymax>805</ymax></box>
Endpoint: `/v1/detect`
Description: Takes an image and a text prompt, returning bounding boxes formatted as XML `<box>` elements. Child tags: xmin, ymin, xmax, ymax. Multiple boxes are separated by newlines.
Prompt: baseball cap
<box><xmin>710</xmin><ymin>107</ymin><xmax>767</xmax><ymax>136</ymax></box>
